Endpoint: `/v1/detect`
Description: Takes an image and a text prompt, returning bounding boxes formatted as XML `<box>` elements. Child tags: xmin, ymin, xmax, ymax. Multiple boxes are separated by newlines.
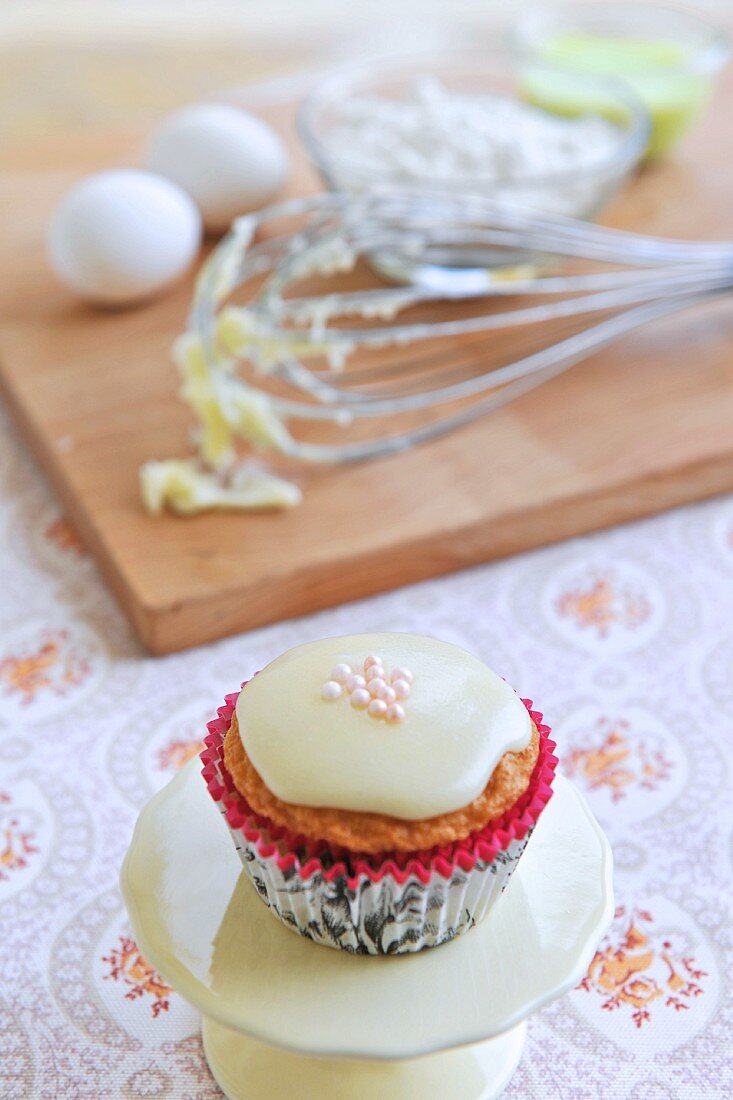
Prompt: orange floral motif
<box><xmin>44</xmin><ymin>516</ymin><xmax>87</xmax><ymax>557</ymax></box>
<box><xmin>0</xmin><ymin>793</ymin><xmax>38</xmax><ymax>881</ymax></box>
<box><xmin>0</xmin><ymin>629</ymin><xmax>90</xmax><ymax>706</ymax></box>
<box><xmin>156</xmin><ymin>738</ymin><xmax>204</xmax><ymax>773</ymax></box>
<box><xmin>555</xmin><ymin>573</ymin><xmax>652</xmax><ymax>638</ymax></box>
<box><xmin>578</xmin><ymin>906</ymin><xmax>707</xmax><ymax>1028</ymax></box>
<box><xmin>564</xmin><ymin>719</ymin><xmax>673</xmax><ymax>802</ymax></box>
<box><xmin>102</xmin><ymin>936</ymin><xmax>172</xmax><ymax>1018</ymax></box>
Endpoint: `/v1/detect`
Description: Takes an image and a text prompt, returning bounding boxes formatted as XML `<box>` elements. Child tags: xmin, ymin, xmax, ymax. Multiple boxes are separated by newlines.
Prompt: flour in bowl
<box><xmin>323</xmin><ymin>77</ymin><xmax>623</xmax><ymax>215</ymax></box>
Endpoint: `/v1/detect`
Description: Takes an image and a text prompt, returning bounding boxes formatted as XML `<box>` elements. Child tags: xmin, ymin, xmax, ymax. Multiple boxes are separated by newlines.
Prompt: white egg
<box><xmin>48</xmin><ymin>169</ymin><xmax>202</xmax><ymax>306</ymax></box>
<box><xmin>145</xmin><ymin>103</ymin><xmax>289</xmax><ymax>233</ymax></box>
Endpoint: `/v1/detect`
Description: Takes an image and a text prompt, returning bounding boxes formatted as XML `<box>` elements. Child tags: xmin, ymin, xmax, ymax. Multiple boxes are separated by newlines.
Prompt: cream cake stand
<box><xmin>121</xmin><ymin>764</ymin><xmax>613</xmax><ymax>1100</ymax></box>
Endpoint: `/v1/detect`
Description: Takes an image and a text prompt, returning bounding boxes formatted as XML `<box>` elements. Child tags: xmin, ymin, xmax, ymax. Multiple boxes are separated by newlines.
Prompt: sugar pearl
<box><xmin>391</xmin><ymin>667</ymin><xmax>413</xmax><ymax>684</ymax></box>
<box><xmin>350</xmin><ymin>687</ymin><xmax>371</xmax><ymax>709</ymax></box>
<box><xmin>368</xmin><ymin>698</ymin><xmax>387</xmax><ymax>718</ymax></box>
<box><xmin>321</xmin><ymin>680</ymin><xmax>343</xmax><ymax>701</ymax></box>
<box><xmin>364</xmin><ymin>655</ymin><xmax>382</xmax><ymax>670</ymax></box>
<box><xmin>377</xmin><ymin>684</ymin><xmax>397</xmax><ymax>704</ymax></box>
<box><xmin>392</xmin><ymin>678</ymin><xmax>411</xmax><ymax>699</ymax></box>
<box><xmin>366</xmin><ymin>664</ymin><xmax>385</xmax><ymax>682</ymax></box>
<box><xmin>385</xmin><ymin>703</ymin><xmax>406</xmax><ymax>723</ymax></box>
<box><xmin>331</xmin><ymin>663</ymin><xmax>352</xmax><ymax>683</ymax></box>
<box><xmin>346</xmin><ymin>674</ymin><xmax>366</xmax><ymax>691</ymax></box>
<box><xmin>368</xmin><ymin>677</ymin><xmax>387</xmax><ymax>697</ymax></box>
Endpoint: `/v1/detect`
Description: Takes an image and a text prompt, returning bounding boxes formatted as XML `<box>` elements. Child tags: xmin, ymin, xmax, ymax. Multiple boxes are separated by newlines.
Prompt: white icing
<box><xmin>235</xmin><ymin>633</ymin><xmax>532</xmax><ymax>820</ymax></box>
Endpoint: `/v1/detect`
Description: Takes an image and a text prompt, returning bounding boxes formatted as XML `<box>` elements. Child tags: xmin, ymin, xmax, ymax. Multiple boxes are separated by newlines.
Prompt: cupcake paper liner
<box><xmin>201</xmin><ymin>684</ymin><xmax>557</xmax><ymax>955</ymax></box>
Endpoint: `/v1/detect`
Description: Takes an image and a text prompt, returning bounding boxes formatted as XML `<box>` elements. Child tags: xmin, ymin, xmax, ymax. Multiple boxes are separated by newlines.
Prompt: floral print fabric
<box><xmin>0</xmin><ymin>404</ymin><xmax>731</xmax><ymax>1098</ymax></box>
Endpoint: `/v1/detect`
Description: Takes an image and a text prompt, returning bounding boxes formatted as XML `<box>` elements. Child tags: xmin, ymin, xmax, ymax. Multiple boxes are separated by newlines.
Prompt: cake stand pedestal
<box><xmin>201</xmin><ymin>1017</ymin><xmax>527</xmax><ymax>1100</ymax></box>
<box><xmin>121</xmin><ymin>767</ymin><xmax>613</xmax><ymax>1100</ymax></box>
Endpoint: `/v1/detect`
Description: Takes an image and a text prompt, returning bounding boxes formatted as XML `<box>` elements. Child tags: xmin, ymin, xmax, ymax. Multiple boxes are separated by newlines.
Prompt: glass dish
<box><xmin>297</xmin><ymin>50</ymin><xmax>648</xmax><ymax>288</ymax></box>
<box><xmin>298</xmin><ymin>50</ymin><xmax>648</xmax><ymax>217</ymax></box>
<box><xmin>511</xmin><ymin>1</ymin><xmax>730</xmax><ymax>159</ymax></box>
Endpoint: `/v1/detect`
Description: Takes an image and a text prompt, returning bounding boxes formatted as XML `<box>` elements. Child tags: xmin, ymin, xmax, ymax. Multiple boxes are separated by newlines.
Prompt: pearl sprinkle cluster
<box><xmin>321</xmin><ymin>655</ymin><xmax>413</xmax><ymax>723</ymax></box>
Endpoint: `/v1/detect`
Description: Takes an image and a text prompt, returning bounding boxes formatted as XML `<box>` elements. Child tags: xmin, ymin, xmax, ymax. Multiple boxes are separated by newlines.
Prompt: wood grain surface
<box><xmin>1</xmin><ymin>87</ymin><xmax>732</xmax><ymax>654</ymax></box>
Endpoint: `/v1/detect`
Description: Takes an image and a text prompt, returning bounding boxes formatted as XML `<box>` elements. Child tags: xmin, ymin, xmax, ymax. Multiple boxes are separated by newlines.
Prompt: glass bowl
<box><xmin>511</xmin><ymin>2</ymin><xmax>730</xmax><ymax>159</ymax></box>
<box><xmin>297</xmin><ymin>50</ymin><xmax>648</xmax><ymax>217</ymax></box>
<box><xmin>296</xmin><ymin>51</ymin><xmax>649</xmax><ymax>289</ymax></box>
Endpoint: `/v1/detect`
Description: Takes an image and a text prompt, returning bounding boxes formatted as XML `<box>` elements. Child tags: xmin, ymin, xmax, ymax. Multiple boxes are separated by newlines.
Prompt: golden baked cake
<box><xmin>224</xmin><ymin>713</ymin><xmax>539</xmax><ymax>853</ymax></box>
<box><xmin>202</xmin><ymin>632</ymin><xmax>557</xmax><ymax>954</ymax></box>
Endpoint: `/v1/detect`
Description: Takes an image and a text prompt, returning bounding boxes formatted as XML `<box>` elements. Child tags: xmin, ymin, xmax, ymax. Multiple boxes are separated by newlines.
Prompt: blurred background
<box><xmin>2</xmin><ymin>4</ymin><xmax>733</xmax><ymax>1099</ymax></box>
<box><xmin>3</xmin><ymin>0</ymin><xmax>722</xmax><ymax>167</ymax></box>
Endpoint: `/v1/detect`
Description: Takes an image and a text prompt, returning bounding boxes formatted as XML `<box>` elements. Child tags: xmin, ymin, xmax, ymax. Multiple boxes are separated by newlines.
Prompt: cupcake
<box><xmin>201</xmin><ymin>633</ymin><xmax>557</xmax><ymax>955</ymax></box>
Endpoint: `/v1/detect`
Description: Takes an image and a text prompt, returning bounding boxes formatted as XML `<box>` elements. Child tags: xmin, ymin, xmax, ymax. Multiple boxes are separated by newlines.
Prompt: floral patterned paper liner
<box><xmin>201</xmin><ymin>683</ymin><xmax>557</xmax><ymax>888</ymax></box>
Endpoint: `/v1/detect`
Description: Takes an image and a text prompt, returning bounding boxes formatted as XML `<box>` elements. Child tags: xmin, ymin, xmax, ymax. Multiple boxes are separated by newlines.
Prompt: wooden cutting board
<box><xmin>2</xmin><ymin>86</ymin><xmax>733</xmax><ymax>655</ymax></box>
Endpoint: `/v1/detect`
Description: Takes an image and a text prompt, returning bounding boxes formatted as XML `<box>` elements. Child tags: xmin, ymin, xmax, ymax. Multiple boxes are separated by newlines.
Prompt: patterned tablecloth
<box><xmin>1</xmin><ymin>400</ymin><xmax>732</xmax><ymax>1099</ymax></box>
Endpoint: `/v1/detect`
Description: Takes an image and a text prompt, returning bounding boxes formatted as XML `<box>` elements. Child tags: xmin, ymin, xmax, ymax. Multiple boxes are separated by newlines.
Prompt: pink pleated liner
<box><xmin>201</xmin><ymin>682</ymin><xmax>557</xmax><ymax>890</ymax></box>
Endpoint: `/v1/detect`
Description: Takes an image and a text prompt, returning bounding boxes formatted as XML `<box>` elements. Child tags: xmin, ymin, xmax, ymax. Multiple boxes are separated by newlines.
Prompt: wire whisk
<box><xmin>184</xmin><ymin>189</ymin><xmax>733</xmax><ymax>469</ymax></box>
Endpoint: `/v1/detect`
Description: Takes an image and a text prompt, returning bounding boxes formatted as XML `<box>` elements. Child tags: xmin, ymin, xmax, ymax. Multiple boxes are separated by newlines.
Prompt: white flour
<box><xmin>325</xmin><ymin>77</ymin><xmax>622</xmax><ymax>215</ymax></box>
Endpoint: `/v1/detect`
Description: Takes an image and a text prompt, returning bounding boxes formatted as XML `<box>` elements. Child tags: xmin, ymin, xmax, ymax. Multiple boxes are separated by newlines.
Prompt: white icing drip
<box><xmin>236</xmin><ymin>633</ymin><xmax>532</xmax><ymax>820</ymax></box>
